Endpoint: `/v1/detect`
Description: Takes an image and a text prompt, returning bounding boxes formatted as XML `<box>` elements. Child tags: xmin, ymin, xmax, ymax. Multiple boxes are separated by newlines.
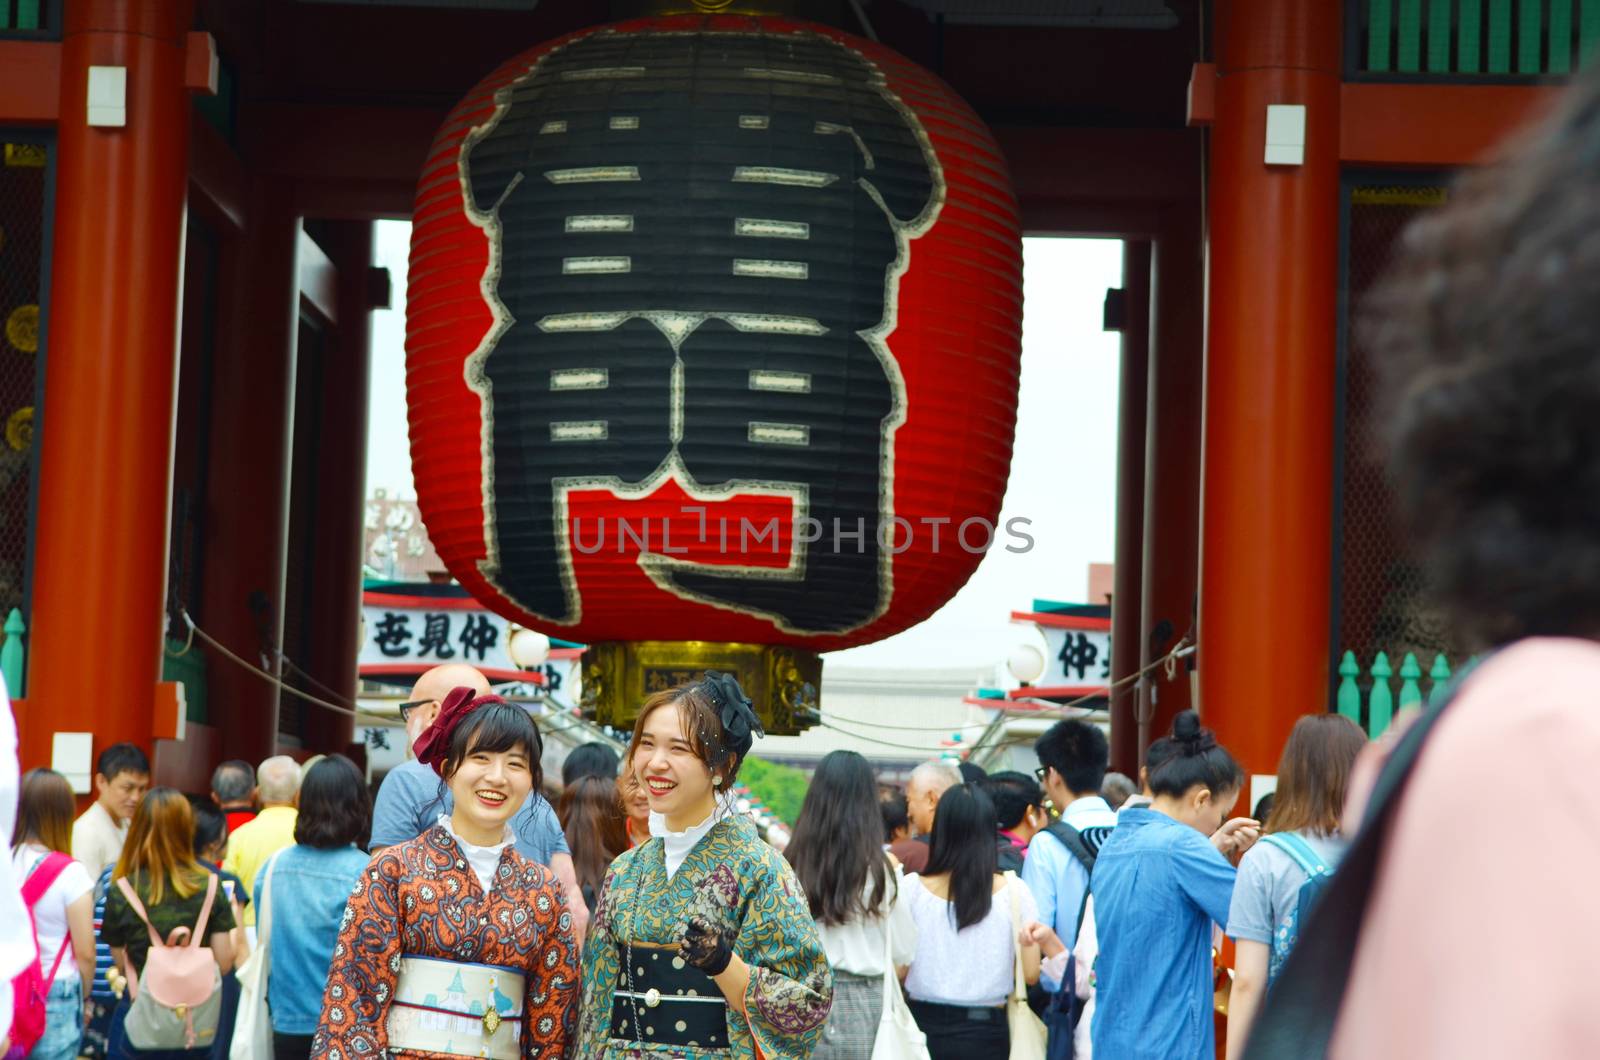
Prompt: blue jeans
<box><xmin>32</xmin><ymin>978</ymin><xmax>84</xmax><ymax>1060</ymax></box>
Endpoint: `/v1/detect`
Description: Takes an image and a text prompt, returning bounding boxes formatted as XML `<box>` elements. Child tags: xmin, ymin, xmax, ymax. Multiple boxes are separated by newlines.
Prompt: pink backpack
<box><xmin>7</xmin><ymin>851</ymin><xmax>73</xmax><ymax>1059</ymax></box>
<box><xmin>115</xmin><ymin>872</ymin><xmax>223</xmax><ymax>1050</ymax></box>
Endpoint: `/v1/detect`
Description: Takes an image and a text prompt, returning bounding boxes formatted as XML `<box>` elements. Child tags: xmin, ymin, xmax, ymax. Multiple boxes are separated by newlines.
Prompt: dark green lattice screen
<box><xmin>1335</xmin><ymin>182</ymin><xmax>1455</xmax><ymax>671</ymax></box>
<box><xmin>1358</xmin><ymin>0</ymin><xmax>1600</xmax><ymax>77</ymax></box>
<box><xmin>0</xmin><ymin>141</ymin><xmax>46</xmax><ymax>648</ymax></box>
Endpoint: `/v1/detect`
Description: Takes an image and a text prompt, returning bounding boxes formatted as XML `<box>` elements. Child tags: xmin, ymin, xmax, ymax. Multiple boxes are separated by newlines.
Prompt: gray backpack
<box><xmin>116</xmin><ymin>873</ymin><xmax>223</xmax><ymax>1050</ymax></box>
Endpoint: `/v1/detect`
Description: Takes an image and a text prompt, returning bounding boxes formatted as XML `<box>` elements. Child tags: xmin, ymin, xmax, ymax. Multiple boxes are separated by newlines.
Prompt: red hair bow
<box><xmin>413</xmin><ymin>686</ymin><xmax>505</xmax><ymax>775</ymax></box>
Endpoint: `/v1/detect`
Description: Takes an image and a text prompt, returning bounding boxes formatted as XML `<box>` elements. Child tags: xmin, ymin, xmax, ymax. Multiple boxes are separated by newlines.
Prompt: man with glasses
<box><xmin>369</xmin><ymin>662</ymin><xmax>591</xmax><ymax>942</ymax></box>
<box><xmin>1022</xmin><ymin>720</ymin><xmax>1117</xmax><ymax>998</ymax></box>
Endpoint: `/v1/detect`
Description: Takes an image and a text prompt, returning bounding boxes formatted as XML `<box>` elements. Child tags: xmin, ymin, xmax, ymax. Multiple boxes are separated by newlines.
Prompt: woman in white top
<box><xmin>904</xmin><ymin>783</ymin><xmax>1040</xmax><ymax>1060</ymax></box>
<box><xmin>785</xmin><ymin>751</ymin><xmax>917</xmax><ymax>1060</ymax></box>
<box><xmin>12</xmin><ymin>768</ymin><xmax>96</xmax><ymax>1060</ymax></box>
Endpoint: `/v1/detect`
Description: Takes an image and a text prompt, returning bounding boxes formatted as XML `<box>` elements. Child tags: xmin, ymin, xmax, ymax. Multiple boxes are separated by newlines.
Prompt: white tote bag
<box><xmin>230</xmin><ymin>850</ymin><xmax>283</xmax><ymax>1060</ymax></box>
<box><xmin>1004</xmin><ymin>872</ymin><xmax>1048</xmax><ymax>1060</ymax></box>
<box><xmin>870</xmin><ymin>900</ymin><xmax>930</xmax><ymax>1060</ymax></box>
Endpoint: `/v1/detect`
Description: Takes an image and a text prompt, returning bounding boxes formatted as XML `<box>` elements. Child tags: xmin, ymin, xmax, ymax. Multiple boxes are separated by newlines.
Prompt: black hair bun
<box><xmin>1170</xmin><ymin>710</ymin><xmax>1217</xmax><ymax>754</ymax></box>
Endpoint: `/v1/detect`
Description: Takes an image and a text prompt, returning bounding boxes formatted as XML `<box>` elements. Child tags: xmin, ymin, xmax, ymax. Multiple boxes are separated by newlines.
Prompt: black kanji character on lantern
<box><xmin>373</xmin><ymin>613</ymin><xmax>413</xmax><ymax>658</ymax></box>
<box><xmin>417</xmin><ymin>613</ymin><xmax>455</xmax><ymax>659</ymax></box>
<box><xmin>458</xmin><ymin>615</ymin><xmax>497</xmax><ymax>662</ymax></box>
<box><xmin>1059</xmin><ymin>633</ymin><xmax>1102</xmax><ymax>683</ymax></box>
<box><xmin>366</xmin><ymin>729</ymin><xmax>391</xmax><ymax>752</ymax></box>
<box><xmin>464</xmin><ymin>27</ymin><xmax>940</xmax><ymax>635</ymax></box>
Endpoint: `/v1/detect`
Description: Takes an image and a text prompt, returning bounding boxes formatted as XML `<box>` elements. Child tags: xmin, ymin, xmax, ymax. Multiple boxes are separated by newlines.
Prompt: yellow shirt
<box><xmin>222</xmin><ymin>805</ymin><xmax>298</xmax><ymax>926</ymax></box>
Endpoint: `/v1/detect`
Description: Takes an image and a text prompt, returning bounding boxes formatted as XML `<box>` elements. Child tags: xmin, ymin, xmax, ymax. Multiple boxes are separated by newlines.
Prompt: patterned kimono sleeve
<box><xmin>524</xmin><ymin>879</ymin><xmax>582</xmax><ymax>1060</ymax></box>
<box><xmin>311</xmin><ymin>851</ymin><xmax>404</xmax><ymax>1058</ymax></box>
<box><xmin>576</xmin><ymin>860</ymin><xmax>625</xmax><ymax>1057</ymax></box>
<box><xmin>733</xmin><ymin>854</ymin><xmax>833</xmax><ymax>1060</ymax></box>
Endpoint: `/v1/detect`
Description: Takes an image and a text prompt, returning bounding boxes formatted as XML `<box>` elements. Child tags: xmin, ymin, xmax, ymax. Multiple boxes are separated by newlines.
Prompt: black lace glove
<box><xmin>677</xmin><ymin>914</ymin><xmax>734</xmax><ymax>977</ymax></box>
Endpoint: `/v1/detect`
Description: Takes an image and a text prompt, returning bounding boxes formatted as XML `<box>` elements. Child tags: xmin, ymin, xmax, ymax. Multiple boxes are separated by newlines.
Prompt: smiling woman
<box><xmin>311</xmin><ymin>693</ymin><xmax>581</xmax><ymax>1059</ymax></box>
<box><xmin>578</xmin><ymin>674</ymin><xmax>833</xmax><ymax>1060</ymax></box>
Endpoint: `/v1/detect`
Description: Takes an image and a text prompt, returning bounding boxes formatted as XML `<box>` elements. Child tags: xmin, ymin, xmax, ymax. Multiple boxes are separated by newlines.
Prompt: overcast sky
<box><xmin>366</xmin><ymin>224</ymin><xmax>1122</xmax><ymax>674</ymax></box>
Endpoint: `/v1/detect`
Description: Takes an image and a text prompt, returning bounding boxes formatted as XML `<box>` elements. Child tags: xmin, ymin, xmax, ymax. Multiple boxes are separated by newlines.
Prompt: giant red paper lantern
<box><xmin>407</xmin><ymin>14</ymin><xmax>1022</xmax><ymax>671</ymax></box>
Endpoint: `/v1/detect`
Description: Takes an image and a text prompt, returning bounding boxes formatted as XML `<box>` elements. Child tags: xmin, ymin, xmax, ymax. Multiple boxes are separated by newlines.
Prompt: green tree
<box><xmin>738</xmin><ymin>756</ymin><xmax>809</xmax><ymax>826</ymax></box>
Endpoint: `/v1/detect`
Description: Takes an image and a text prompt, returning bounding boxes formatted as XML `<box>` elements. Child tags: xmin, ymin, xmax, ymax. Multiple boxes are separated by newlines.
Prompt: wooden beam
<box><xmin>244</xmin><ymin>102</ymin><xmax>442</xmax><ymax>185</ymax></box>
<box><xmin>1340</xmin><ymin>82</ymin><xmax>1557</xmax><ymax>166</ymax></box>
<box><xmin>188</xmin><ymin>111</ymin><xmax>246</xmax><ymax>231</ymax></box>
<box><xmin>0</xmin><ymin>42</ymin><xmax>61</xmax><ymax>124</ymax></box>
<box><xmin>298</xmin><ymin>227</ymin><xmax>338</xmax><ymax>325</ymax></box>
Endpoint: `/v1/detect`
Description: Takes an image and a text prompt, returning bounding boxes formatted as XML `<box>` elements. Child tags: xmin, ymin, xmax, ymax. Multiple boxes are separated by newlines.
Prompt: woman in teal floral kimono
<box><xmin>578</xmin><ymin>673</ymin><xmax>832</xmax><ymax>1059</ymax></box>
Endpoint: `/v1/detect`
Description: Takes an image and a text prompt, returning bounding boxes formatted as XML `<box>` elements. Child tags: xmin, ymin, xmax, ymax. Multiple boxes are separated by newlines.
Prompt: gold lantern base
<box><xmin>580</xmin><ymin>641</ymin><xmax>821</xmax><ymax>736</ymax></box>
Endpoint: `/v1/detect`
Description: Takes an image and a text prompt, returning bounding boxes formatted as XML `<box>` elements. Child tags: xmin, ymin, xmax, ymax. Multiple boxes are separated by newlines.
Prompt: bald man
<box><xmin>369</xmin><ymin>663</ymin><xmax>590</xmax><ymax>940</ymax></box>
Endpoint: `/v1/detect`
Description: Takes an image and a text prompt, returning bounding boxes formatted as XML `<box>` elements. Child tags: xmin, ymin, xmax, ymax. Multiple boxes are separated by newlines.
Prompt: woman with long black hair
<box><xmin>785</xmin><ymin>751</ymin><xmax>916</xmax><ymax>1060</ymax></box>
<box><xmin>902</xmin><ymin>783</ymin><xmax>1040</xmax><ymax>1060</ymax></box>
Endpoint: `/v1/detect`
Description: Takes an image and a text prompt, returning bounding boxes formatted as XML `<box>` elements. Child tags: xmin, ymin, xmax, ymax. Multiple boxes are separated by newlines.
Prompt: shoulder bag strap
<box><xmin>189</xmin><ymin>871</ymin><xmax>218</xmax><ymax>949</ymax></box>
<box><xmin>21</xmin><ymin>851</ymin><xmax>71</xmax><ymax>907</ymax></box>
<box><xmin>1003</xmin><ymin>871</ymin><xmax>1026</xmax><ymax>1003</ymax></box>
<box><xmin>114</xmin><ymin>876</ymin><xmax>166</xmax><ymax>949</ymax></box>
<box><xmin>1259</xmin><ymin>833</ymin><xmax>1327</xmax><ymax>877</ymax></box>
<box><xmin>258</xmin><ymin>850</ymin><xmax>283</xmax><ymax>951</ymax></box>
<box><xmin>1241</xmin><ymin>675</ymin><xmax>1473</xmax><ymax>1060</ymax></box>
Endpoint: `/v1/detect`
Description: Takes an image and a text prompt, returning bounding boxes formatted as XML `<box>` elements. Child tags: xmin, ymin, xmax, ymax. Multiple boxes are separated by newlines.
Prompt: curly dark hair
<box><xmin>1372</xmin><ymin>67</ymin><xmax>1600</xmax><ymax>647</ymax></box>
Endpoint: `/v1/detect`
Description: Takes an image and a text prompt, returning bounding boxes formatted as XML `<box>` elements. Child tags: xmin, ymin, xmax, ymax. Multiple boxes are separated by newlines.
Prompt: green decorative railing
<box><xmin>1356</xmin><ymin>0</ymin><xmax>1600</xmax><ymax>79</ymax></box>
<box><xmin>1336</xmin><ymin>649</ymin><xmax>1461</xmax><ymax>737</ymax></box>
<box><xmin>0</xmin><ymin>608</ymin><xmax>23</xmax><ymax>697</ymax></box>
<box><xmin>0</xmin><ymin>0</ymin><xmax>43</xmax><ymax>32</ymax></box>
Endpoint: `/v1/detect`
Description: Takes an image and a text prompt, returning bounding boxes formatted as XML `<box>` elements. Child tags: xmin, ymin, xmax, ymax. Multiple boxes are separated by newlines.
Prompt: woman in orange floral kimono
<box><xmin>312</xmin><ymin>691</ymin><xmax>580</xmax><ymax>1060</ymax></box>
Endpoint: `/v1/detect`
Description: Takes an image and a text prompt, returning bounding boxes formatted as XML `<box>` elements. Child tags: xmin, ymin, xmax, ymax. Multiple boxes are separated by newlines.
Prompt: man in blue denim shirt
<box><xmin>370</xmin><ymin>663</ymin><xmax>590</xmax><ymax>940</ymax></box>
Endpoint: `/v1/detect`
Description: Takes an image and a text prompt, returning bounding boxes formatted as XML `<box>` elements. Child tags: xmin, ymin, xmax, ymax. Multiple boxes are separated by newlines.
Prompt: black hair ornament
<box><xmin>699</xmin><ymin>670</ymin><xmax>764</xmax><ymax>759</ymax></box>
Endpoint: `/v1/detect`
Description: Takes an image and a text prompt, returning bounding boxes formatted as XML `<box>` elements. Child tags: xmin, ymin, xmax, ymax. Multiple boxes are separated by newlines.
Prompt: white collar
<box><xmin>650</xmin><ymin>801</ymin><xmax>730</xmax><ymax>879</ymax></box>
<box><xmin>438</xmin><ymin>814</ymin><xmax>513</xmax><ymax>859</ymax></box>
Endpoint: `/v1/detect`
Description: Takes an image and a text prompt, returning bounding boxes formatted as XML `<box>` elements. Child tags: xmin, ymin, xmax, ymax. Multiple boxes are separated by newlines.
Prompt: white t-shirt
<box><xmin>903</xmin><ymin>873</ymin><xmax>1038</xmax><ymax>1007</ymax></box>
<box><xmin>814</xmin><ymin>862</ymin><xmax>917</xmax><ymax>977</ymax></box>
<box><xmin>13</xmin><ymin>844</ymin><xmax>92</xmax><ymax>983</ymax></box>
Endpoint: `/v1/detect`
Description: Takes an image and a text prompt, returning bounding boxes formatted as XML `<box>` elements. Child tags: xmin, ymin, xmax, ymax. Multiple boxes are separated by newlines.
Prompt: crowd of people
<box><xmin>0</xmin><ymin>653</ymin><xmax>1373</xmax><ymax>1060</ymax></box>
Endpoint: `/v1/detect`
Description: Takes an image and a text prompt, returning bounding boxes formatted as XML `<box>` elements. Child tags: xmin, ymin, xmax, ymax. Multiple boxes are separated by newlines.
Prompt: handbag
<box><xmin>7</xmin><ymin>852</ymin><xmax>73</xmax><ymax>1059</ymax></box>
<box><xmin>869</xmin><ymin>897</ymin><xmax>929</xmax><ymax>1060</ymax></box>
<box><xmin>1004</xmin><ymin>872</ymin><xmax>1048</xmax><ymax>1060</ymax></box>
<box><xmin>117</xmin><ymin>872</ymin><xmax>224</xmax><ymax>1050</ymax></box>
<box><xmin>230</xmin><ymin>850</ymin><xmax>283</xmax><ymax>1060</ymax></box>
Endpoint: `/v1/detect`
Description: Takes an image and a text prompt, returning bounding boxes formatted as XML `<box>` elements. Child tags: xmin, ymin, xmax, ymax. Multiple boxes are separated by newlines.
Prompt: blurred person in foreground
<box><xmin>1247</xmin><ymin>61</ymin><xmax>1600</xmax><ymax>1060</ymax></box>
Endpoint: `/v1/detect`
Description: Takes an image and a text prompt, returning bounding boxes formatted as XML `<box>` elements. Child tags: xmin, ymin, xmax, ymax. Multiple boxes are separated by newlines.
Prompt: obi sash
<box><xmin>610</xmin><ymin>941</ymin><xmax>729</xmax><ymax>1050</ymax></box>
<box><xmin>387</xmin><ymin>956</ymin><xmax>525</xmax><ymax>1059</ymax></box>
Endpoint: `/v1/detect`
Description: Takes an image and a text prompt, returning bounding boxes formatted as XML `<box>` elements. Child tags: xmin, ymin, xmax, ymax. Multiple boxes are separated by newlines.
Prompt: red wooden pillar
<box><xmin>23</xmin><ymin>0</ymin><xmax>195</xmax><ymax>768</ymax></box>
<box><xmin>1200</xmin><ymin>0</ymin><xmax>1342</xmax><ymax>777</ymax></box>
<box><xmin>299</xmin><ymin>220</ymin><xmax>375</xmax><ymax>755</ymax></box>
<box><xmin>1109</xmin><ymin>241</ymin><xmax>1150</xmax><ymax>777</ymax></box>
<box><xmin>1138</xmin><ymin>204</ymin><xmax>1204</xmax><ymax>761</ymax></box>
<box><xmin>202</xmin><ymin>181</ymin><xmax>299</xmax><ymax>764</ymax></box>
